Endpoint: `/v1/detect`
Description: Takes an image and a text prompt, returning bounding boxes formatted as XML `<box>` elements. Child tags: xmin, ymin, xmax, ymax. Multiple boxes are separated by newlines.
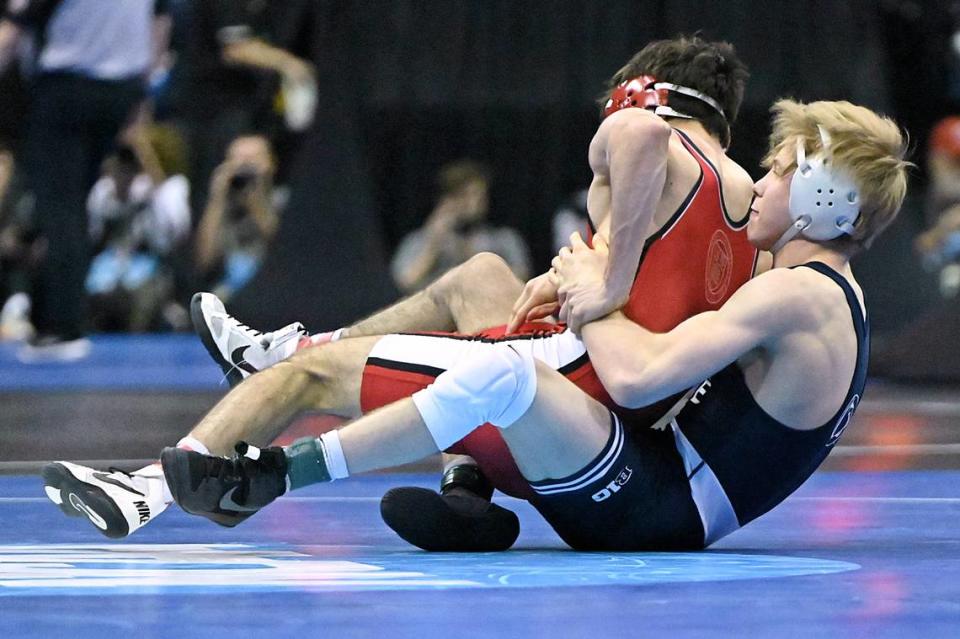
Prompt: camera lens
<box><xmin>229</xmin><ymin>165</ymin><xmax>259</xmax><ymax>191</ymax></box>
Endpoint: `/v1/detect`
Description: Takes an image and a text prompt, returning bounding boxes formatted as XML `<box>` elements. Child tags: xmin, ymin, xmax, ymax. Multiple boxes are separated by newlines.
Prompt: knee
<box><xmin>413</xmin><ymin>343</ymin><xmax>538</xmax><ymax>450</ymax></box>
<box><xmin>458</xmin><ymin>344</ymin><xmax>538</xmax><ymax>426</ymax></box>
<box><xmin>447</xmin><ymin>253</ymin><xmax>513</xmax><ymax>293</ymax></box>
<box><xmin>277</xmin><ymin>348</ymin><xmax>331</xmax><ymax>384</ymax></box>
<box><xmin>430</xmin><ymin>253</ymin><xmax>513</xmax><ymax>312</ymax></box>
<box><xmin>466</xmin><ymin>252</ymin><xmax>512</xmax><ymax>278</ymax></box>
<box><xmin>468</xmin><ymin>253</ymin><xmax>516</xmax><ymax>290</ymax></box>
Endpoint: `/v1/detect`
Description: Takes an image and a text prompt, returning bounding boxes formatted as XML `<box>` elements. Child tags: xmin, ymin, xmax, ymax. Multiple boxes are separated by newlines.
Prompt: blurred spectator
<box><xmin>184</xmin><ymin>0</ymin><xmax>317</xmax><ymax>215</ymax></box>
<box><xmin>195</xmin><ymin>134</ymin><xmax>285</xmax><ymax>302</ymax></box>
<box><xmin>391</xmin><ymin>160</ymin><xmax>531</xmax><ymax>294</ymax></box>
<box><xmin>916</xmin><ymin>116</ymin><xmax>960</xmax><ymax>296</ymax></box>
<box><xmin>0</xmin><ymin>139</ymin><xmax>39</xmax><ymax>340</ymax></box>
<box><xmin>552</xmin><ymin>188</ymin><xmax>590</xmax><ymax>254</ymax></box>
<box><xmin>85</xmin><ymin>125</ymin><xmax>191</xmax><ymax>332</ymax></box>
<box><xmin>0</xmin><ymin>0</ymin><xmax>171</xmax><ymax>360</ymax></box>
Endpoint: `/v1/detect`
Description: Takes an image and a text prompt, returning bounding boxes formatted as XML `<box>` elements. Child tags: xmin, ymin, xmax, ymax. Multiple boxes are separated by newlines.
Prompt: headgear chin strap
<box><xmin>602</xmin><ymin>75</ymin><xmax>726</xmax><ymax>121</ymax></box>
<box><xmin>770</xmin><ymin>126</ymin><xmax>861</xmax><ymax>253</ymax></box>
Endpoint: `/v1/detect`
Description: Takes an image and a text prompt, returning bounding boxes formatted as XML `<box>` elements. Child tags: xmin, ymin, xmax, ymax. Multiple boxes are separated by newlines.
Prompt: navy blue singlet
<box><xmin>668</xmin><ymin>261</ymin><xmax>869</xmax><ymax>544</ymax></box>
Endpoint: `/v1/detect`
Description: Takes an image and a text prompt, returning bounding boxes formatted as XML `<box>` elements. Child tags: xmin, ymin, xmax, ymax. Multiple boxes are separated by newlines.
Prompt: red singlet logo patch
<box><xmin>705</xmin><ymin>230</ymin><xmax>733</xmax><ymax>304</ymax></box>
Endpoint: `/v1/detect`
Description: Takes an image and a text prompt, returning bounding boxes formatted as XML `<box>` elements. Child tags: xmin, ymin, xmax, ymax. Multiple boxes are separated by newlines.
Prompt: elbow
<box><xmin>605</xmin><ymin>362</ymin><xmax>670</xmax><ymax>409</ymax></box>
<box><xmin>604</xmin><ymin>371</ymin><xmax>650</xmax><ymax>409</ymax></box>
<box><xmin>605</xmin><ymin>380</ymin><xmax>633</xmax><ymax>408</ymax></box>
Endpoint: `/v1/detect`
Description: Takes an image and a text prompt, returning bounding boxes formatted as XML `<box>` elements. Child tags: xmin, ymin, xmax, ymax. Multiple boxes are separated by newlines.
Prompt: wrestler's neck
<box><xmin>669</xmin><ymin>119</ymin><xmax>721</xmax><ymax>150</ymax></box>
<box><xmin>772</xmin><ymin>237</ymin><xmax>851</xmax><ymax>273</ymax></box>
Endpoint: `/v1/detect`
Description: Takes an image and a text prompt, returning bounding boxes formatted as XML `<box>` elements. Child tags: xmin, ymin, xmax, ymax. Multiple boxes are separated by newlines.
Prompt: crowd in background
<box><xmin>0</xmin><ymin>0</ymin><xmax>959</xmax><ymax>365</ymax></box>
<box><xmin>0</xmin><ymin>0</ymin><xmax>323</xmax><ymax>359</ymax></box>
<box><xmin>0</xmin><ymin>0</ymin><xmax>536</xmax><ymax>361</ymax></box>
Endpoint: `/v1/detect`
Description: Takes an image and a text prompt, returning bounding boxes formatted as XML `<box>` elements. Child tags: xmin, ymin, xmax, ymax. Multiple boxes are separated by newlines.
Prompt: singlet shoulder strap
<box><xmin>794</xmin><ymin>261</ymin><xmax>866</xmax><ymax>326</ymax></box>
<box><xmin>673</xmin><ymin>129</ymin><xmax>744</xmax><ymax>229</ymax></box>
<box><xmin>793</xmin><ymin>261</ymin><xmax>869</xmax><ymax>424</ymax></box>
<box><xmin>673</xmin><ymin>128</ymin><xmax>711</xmax><ymax>166</ymax></box>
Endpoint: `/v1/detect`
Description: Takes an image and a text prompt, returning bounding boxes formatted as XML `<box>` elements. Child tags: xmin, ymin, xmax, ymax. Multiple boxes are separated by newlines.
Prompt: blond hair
<box><xmin>762</xmin><ymin>99</ymin><xmax>912</xmax><ymax>251</ymax></box>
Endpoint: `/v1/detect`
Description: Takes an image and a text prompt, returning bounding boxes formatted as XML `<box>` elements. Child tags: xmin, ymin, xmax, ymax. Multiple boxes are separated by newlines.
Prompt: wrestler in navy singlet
<box><xmin>670</xmin><ymin>261</ymin><xmax>869</xmax><ymax>544</ymax></box>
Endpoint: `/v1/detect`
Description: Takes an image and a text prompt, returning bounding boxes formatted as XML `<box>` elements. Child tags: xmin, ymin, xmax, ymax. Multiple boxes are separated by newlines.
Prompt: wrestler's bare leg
<box><xmin>188</xmin><ymin>254</ymin><xmax>520</xmax><ymax>455</ymax></box>
<box><xmin>339</xmin><ymin>362</ymin><xmax>610</xmax><ymax>480</ymax></box>
<box><xmin>329</xmin><ymin>252</ymin><xmax>521</xmax><ymax>474</ymax></box>
<box><xmin>44</xmin><ymin>258</ymin><xmax>524</xmax><ymax>538</ymax></box>
<box><xmin>189</xmin><ymin>336</ymin><xmax>380</xmax><ymax>455</ymax></box>
<box><xmin>192</xmin><ymin>253</ymin><xmax>523</xmax><ymax>457</ymax></box>
<box><xmin>160</xmin><ymin>359</ymin><xmax>612</xmax><ymax>552</ymax></box>
<box><xmin>338</xmin><ymin>252</ymin><xmax>522</xmax><ymax>337</ymax></box>
<box><xmin>189</xmin><ymin>256</ymin><xmax>523</xmax><ymax>460</ymax></box>
<box><xmin>154</xmin><ymin>258</ymin><xmax>518</xmax><ymax>527</ymax></box>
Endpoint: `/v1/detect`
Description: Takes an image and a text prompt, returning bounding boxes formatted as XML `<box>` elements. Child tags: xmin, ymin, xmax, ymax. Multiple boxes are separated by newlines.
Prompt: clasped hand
<box><xmin>553</xmin><ymin>232</ymin><xmax>624</xmax><ymax>333</ymax></box>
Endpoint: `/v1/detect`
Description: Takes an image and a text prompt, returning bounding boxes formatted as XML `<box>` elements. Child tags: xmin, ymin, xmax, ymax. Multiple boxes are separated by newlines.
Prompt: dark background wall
<box><xmin>229</xmin><ymin>0</ymin><xmax>955</xmax><ymax>343</ymax></box>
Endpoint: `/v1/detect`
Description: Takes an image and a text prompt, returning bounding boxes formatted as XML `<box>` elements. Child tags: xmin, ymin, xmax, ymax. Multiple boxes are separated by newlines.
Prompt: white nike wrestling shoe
<box><xmin>191</xmin><ymin>292</ymin><xmax>306</xmax><ymax>387</ymax></box>
<box><xmin>41</xmin><ymin>462</ymin><xmax>169</xmax><ymax>539</ymax></box>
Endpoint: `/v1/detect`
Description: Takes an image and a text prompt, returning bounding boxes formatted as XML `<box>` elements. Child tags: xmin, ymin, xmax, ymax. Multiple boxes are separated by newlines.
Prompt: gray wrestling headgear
<box><xmin>770</xmin><ymin>126</ymin><xmax>861</xmax><ymax>253</ymax></box>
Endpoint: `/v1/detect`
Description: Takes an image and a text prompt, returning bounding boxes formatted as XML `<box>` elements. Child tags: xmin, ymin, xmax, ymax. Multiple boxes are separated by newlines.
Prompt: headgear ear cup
<box><xmin>603</xmin><ymin>76</ymin><xmax>669</xmax><ymax>119</ymax></box>
<box><xmin>771</xmin><ymin>126</ymin><xmax>861</xmax><ymax>253</ymax></box>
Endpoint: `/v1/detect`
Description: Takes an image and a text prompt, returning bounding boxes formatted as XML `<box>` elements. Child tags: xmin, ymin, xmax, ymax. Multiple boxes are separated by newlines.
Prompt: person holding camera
<box><xmin>391</xmin><ymin>160</ymin><xmax>531</xmax><ymax>294</ymax></box>
<box><xmin>195</xmin><ymin>134</ymin><xmax>283</xmax><ymax>302</ymax></box>
<box><xmin>84</xmin><ymin>125</ymin><xmax>190</xmax><ymax>332</ymax></box>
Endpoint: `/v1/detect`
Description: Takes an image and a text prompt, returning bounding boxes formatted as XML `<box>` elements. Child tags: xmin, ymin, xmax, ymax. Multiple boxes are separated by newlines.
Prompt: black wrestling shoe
<box><xmin>160</xmin><ymin>443</ymin><xmax>288</xmax><ymax>527</ymax></box>
<box><xmin>380</xmin><ymin>464</ymin><xmax>520</xmax><ymax>552</ymax></box>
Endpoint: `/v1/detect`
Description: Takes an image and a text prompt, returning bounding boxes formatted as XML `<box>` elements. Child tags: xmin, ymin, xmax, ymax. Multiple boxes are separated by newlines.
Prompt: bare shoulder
<box><xmin>735</xmin><ymin>267</ymin><xmax>809</xmax><ymax>301</ymax></box>
<box><xmin>745</xmin><ymin>266</ymin><xmax>852</xmax><ymax>327</ymax></box>
<box><xmin>590</xmin><ymin>109</ymin><xmax>671</xmax><ymax>170</ymax></box>
<box><xmin>722</xmin><ymin>159</ymin><xmax>754</xmax><ymax>192</ymax></box>
<box><xmin>596</xmin><ymin>108</ymin><xmax>671</xmax><ymax>145</ymax></box>
<box><xmin>719</xmin><ymin>158</ymin><xmax>755</xmax><ymax>222</ymax></box>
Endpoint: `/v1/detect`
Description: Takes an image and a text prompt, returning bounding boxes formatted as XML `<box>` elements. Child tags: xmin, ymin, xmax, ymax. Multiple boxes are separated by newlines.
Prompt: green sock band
<box><xmin>284</xmin><ymin>436</ymin><xmax>331</xmax><ymax>490</ymax></box>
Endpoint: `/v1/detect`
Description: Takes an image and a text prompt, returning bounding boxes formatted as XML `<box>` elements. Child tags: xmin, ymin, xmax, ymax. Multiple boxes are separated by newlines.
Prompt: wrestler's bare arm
<box><xmin>579</xmin><ymin>269</ymin><xmax>802</xmax><ymax>408</ymax></box>
<box><xmin>508</xmin><ymin>109</ymin><xmax>670</xmax><ymax>331</ymax></box>
<box><xmin>591</xmin><ymin>107</ymin><xmax>672</xmax><ymax>305</ymax></box>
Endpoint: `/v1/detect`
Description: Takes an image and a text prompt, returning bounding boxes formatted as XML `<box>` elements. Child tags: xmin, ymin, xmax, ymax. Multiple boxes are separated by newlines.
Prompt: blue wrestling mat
<box><xmin>0</xmin><ymin>335</ymin><xmax>222</xmax><ymax>391</ymax></box>
<box><xmin>1</xmin><ymin>471</ymin><xmax>958</xmax><ymax>638</ymax></box>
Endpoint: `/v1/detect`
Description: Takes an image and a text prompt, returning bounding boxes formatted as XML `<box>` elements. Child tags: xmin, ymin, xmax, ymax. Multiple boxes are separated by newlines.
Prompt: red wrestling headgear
<box><xmin>603</xmin><ymin>75</ymin><xmax>667</xmax><ymax>118</ymax></box>
<box><xmin>602</xmin><ymin>75</ymin><xmax>726</xmax><ymax>121</ymax></box>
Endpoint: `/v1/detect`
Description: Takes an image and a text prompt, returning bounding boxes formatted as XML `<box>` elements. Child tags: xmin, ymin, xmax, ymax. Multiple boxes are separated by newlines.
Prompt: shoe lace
<box><xmin>225</xmin><ymin>315</ymin><xmax>263</xmax><ymax>338</ymax></box>
<box><xmin>184</xmin><ymin>454</ymin><xmax>238</xmax><ymax>492</ymax></box>
<box><xmin>211</xmin><ymin>455</ymin><xmax>234</xmax><ymax>481</ymax></box>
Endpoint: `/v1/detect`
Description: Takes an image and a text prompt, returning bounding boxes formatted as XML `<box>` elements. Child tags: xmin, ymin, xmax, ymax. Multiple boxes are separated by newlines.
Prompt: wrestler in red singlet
<box><xmin>359</xmin><ymin>128</ymin><xmax>758</xmax><ymax>499</ymax></box>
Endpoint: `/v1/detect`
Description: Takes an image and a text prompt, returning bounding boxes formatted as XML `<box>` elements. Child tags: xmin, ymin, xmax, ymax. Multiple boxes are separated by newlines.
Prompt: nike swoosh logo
<box><xmin>69</xmin><ymin>493</ymin><xmax>108</xmax><ymax>530</ymax></box>
<box><xmin>219</xmin><ymin>486</ymin><xmax>260</xmax><ymax>512</ymax></box>
<box><xmin>231</xmin><ymin>346</ymin><xmax>258</xmax><ymax>374</ymax></box>
<box><xmin>93</xmin><ymin>472</ymin><xmax>145</xmax><ymax>496</ymax></box>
